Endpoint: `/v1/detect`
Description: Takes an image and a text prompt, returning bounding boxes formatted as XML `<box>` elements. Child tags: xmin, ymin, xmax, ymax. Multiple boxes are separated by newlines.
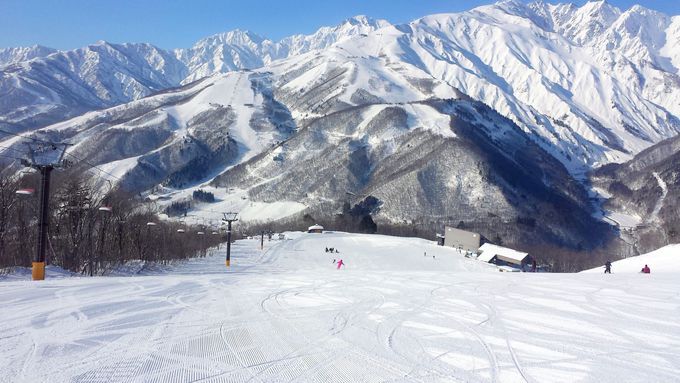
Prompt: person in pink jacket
<box><xmin>336</xmin><ymin>259</ymin><xmax>344</xmax><ymax>269</ymax></box>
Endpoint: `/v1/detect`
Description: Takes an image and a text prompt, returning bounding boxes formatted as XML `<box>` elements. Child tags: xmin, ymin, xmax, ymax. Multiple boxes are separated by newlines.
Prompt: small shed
<box><xmin>307</xmin><ymin>224</ymin><xmax>324</xmax><ymax>233</ymax></box>
<box><xmin>477</xmin><ymin>243</ymin><xmax>531</xmax><ymax>269</ymax></box>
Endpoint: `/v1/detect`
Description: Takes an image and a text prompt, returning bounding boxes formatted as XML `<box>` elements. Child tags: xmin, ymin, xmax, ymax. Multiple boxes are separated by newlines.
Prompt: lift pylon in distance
<box><xmin>222</xmin><ymin>212</ymin><xmax>238</xmax><ymax>267</ymax></box>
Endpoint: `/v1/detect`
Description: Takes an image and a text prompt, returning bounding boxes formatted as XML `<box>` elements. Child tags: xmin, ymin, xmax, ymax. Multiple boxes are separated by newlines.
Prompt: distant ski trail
<box><xmin>651</xmin><ymin>172</ymin><xmax>667</xmax><ymax>221</ymax></box>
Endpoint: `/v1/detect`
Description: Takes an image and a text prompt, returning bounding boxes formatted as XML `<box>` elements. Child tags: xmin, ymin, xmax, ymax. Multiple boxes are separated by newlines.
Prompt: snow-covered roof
<box><xmin>477</xmin><ymin>243</ymin><xmax>529</xmax><ymax>263</ymax></box>
<box><xmin>308</xmin><ymin>224</ymin><xmax>324</xmax><ymax>231</ymax></box>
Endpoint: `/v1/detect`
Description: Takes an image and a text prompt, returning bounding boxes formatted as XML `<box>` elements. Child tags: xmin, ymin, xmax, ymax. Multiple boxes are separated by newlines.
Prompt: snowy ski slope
<box><xmin>1</xmin><ymin>232</ymin><xmax>679</xmax><ymax>382</ymax></box>
<box><xmin>583</xmin><ymin>243</ymin><xmax>680</xmax><ymax>274</ymax></box>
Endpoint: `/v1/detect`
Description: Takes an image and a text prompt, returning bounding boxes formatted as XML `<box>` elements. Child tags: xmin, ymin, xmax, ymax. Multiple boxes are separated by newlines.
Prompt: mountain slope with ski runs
<box><xmin>2</xmin><ymin>0</ymin><xmax>679</xmax><ymax>249</ymax></box>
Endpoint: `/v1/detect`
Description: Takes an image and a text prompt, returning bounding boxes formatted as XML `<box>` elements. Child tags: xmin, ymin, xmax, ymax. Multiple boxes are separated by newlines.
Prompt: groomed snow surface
<box><xmin>1</xmin><ymin>232</ymin><xmax>679</xmax><ymax>382</ymax></box>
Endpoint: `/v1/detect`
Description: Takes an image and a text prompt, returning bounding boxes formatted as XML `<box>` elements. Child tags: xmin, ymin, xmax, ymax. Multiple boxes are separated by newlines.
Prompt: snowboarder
<box><xmin>604</xmin><ymin>261</ymin><xmax>612</xmax><ymax>274</ymax></box>
<box><xmin>641</xmin><ymin>264</ymin><xmax>650</xmax><ymax>274</ymax></box>
<box><xmin>336</xmin><ymin>259</ymin><xmax>344</xmax><ymax>269</ymax></box>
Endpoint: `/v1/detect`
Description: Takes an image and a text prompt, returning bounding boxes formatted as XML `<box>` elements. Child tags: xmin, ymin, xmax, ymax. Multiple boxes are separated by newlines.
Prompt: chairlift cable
<box><xmin>62</xmin><ymin>152</ymin><xmax>124</xmax><ymax>182</ymax></box>
<box><xmin>0</xmin><ymin>133</ymin><xmax>122</xmax><ymax>184</ymax></box>
<box><xmin>0</xmin><ymin>128</ymin><xmax>58</xmax><ymax>146</ymax></box>
<box><xmin>0</xmin><ymin>153</ymin><xmax>22</xmax><ymax>161</ymax></box>
<box><xmin>0</xmin><ymin>132</ymin><xmax>124</xmax><ymax>182</ymax></box>
<box><xmin>0</xmin><ymin>144</ymin><xmax>30</xmax><ymax>156</ymax></box>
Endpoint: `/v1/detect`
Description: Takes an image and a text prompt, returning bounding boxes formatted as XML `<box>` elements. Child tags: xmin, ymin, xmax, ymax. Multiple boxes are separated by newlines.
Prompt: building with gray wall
<box><xmin>443</xmin><ymin>227</ymin><xmax>481</xmax><ymax>252</ymax></box>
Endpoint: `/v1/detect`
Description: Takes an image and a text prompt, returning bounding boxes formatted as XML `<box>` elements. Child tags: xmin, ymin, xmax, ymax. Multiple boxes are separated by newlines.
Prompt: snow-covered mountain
<box><xmin>2</xmin><ymin>1</ymin><xmax>680</xmax><ymax>249</ymax></box>
<box><xmin>280</xmin><ymin>15</ymin><xmax>392</xmax><ymax>57</ymax></box>
<box><xmin>0</xmin><ymin>41</ymin><xmax>187</xmax><ymax>132</ymax></box>
<box><xmin>176</xmin><ymin>15</ymin><xmax>391</xmax><ymax>84</ymax></box>
<box><xmin>0</xmin><ymin>45</ymin><xmax>56</xmax><ymax>67</ymax></box>
<box><xmin>407</xmin><ymin>1</ymin><xmax>680</xmax><ymax>170</ymax></box>
<box><xmin>590</xmin><ymin>132</ymin><xmax>680</xmax><ymax>252</ymax></box>
<box><xmin>3</xmin><ymin>2</ymin><xmax>679</xmax><ymax>167</ymax></box>
<box><xmin>0</xmin><ymin>63</ymin><xmax>610</xmax><ymax>248</ymax></box>
<box><xmin>528</xmin><ymin>1</ymin><xmax>680</xmax><ymax>152</ymax></box>
<box><xmin>210</xmin><ymin>0</ymin><xmax>679</xmax><ymax>171</ymax></box>
<box><xmin>174</xmin><ymin>30</ymin><xmax>276</xmax><ymax>82</ymax></box>
<box><xmin>0</xmin><ymin>16</ymin><xmax>390</xmax><ymax>133</ymax></box>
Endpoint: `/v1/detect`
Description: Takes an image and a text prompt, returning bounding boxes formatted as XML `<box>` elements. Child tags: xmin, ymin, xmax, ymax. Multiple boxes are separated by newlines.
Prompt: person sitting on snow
<box><xmin>641</xmin><ymin>264</ymin><xmax>651</xmax><ymax>274</ymax></box>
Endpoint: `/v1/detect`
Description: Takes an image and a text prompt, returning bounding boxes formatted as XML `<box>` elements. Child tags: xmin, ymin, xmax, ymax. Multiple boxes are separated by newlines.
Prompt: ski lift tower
<box><xmin>21</xmin><ymin>142</ymin><xmax>69</xmax><ymax>281</ymax></box>
<box><xmin>222</xmin><ymin>212</ymin><xmax>238</xmax><ymax>267</ymax></box>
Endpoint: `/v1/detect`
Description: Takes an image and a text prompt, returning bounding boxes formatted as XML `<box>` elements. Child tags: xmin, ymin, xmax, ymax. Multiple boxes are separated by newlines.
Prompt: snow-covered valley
<box><xmin>2</xmin><ymin>232</ymin><xmax>678</xmax><ymax>382</ymax></box>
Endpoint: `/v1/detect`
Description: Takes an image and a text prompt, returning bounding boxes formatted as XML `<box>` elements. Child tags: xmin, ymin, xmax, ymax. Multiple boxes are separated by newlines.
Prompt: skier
<box><xmin>325</xmin><ymin>247</ymin><xmax>329</xmax><ymax>253</ymax></box>
<box><xmin>332</xmin><ymin>259</ymin><xmax>336</xmax><ymax>264</ymax></box>
<box><xmin>531</xmin><ymin>259</ymin><xmax>537</xmax><ymax>272</ymax></box>
<box><xmin>336</xmin><ymin>259</ymin><xmax>344</xmax><ymax>269</ymax></box>
<box><xmin>604</xmin><ymin>260</ymin><xmax>612</xmax><ymax>274</ymax></box>
<box><xmin>641</xmin><ymin>264</ymin><xmax>650</xmax><ymax>274</ymax></box>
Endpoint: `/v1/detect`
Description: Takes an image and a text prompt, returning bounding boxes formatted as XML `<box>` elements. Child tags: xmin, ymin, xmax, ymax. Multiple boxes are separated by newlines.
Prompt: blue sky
<box><xmin>2</xmin><ymin>0</ymin><xmax>679</xmax><ymax>50</ymax></box>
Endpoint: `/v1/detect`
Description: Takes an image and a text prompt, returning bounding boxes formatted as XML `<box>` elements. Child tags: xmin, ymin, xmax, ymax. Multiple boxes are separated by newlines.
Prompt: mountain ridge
<box><xmin>1</xmin><ymin>1</ymin><xmax>679</xmax><ymax>252</ymax></box>
<box><xmin>3</xmin><ymin>1</ymin><xmax>679</xmax><ymax>172</ymax></box>
<box><xmin>0</xmin><ymin>15</ymin><xmax>390</xmax><ymax>133</ymax></box>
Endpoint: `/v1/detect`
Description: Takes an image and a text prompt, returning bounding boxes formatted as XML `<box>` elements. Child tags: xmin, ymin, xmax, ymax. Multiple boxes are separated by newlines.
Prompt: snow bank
<box><xmin>0</xmin><ymin>265</ymin><xmax>75</xmax><ymax>281</ymax></box>
<box><xmin>582</xmin><ymin>244</ymin><xmax>680</xmax><ymax>273</ymax></box>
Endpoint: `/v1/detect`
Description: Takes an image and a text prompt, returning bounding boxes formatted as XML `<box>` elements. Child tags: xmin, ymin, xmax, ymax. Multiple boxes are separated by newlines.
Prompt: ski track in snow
<box><xmin>1</xmin><ymin>232</ymin><xmax>680</xmax><ymax>382</ymax></box>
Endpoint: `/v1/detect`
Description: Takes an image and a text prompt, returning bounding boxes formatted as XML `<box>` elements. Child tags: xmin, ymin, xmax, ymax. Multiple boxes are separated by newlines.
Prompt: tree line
<box><xmin>0</xmin><ymin>170</ymin><xmax>224</xmax><ymax>274</ymax></box>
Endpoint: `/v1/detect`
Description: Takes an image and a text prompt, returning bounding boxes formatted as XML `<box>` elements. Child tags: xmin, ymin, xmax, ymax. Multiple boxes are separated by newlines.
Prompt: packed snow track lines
<box><xmin>1</xmin><ymin>232</ymin><xmax>679</xmax><ymax>382</ymax></box>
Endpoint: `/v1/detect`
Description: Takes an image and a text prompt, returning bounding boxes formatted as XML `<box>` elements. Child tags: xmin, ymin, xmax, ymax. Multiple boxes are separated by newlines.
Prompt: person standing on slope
<box><xmin>336</xmin><ymin>259</ymin><xmax>344</xmax><ymax>270</ymax></box>
<box><xmin>604</xmin><ymin>260</ymin><xmax>612</xmax><ymax>274</ymax></box>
